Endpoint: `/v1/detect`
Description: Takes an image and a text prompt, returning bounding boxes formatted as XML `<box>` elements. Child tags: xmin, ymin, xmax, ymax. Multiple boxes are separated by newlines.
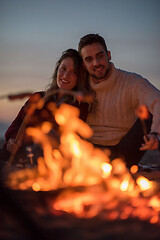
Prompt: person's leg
<box><xmin>117</xmin><ymin>115</ymin><xmax>152</xmax><ymax>167</ymax></box>
<box><xmin>93</xmin><ymin>144</ymin><xmax>125</xmax><ymax>163</ymax></box>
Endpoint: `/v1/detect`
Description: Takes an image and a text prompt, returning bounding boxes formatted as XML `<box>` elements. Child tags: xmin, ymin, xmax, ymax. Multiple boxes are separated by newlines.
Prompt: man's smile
<box><xmin>93</xmin><ymin>65</ymin><xmax>104</xmax><ymax>72</ymax></box>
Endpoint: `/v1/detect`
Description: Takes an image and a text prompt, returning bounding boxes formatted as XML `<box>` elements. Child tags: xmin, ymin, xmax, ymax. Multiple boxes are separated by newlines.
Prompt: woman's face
<box><xmin>57</xmin><ymin>57</ymin><xmax>77</xmax><ymax>90</ymax></box>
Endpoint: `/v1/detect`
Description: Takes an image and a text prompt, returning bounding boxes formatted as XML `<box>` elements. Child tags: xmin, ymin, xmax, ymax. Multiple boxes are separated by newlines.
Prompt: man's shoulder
<box><xmin>116</xmin><ymin>66</ymin><xmax>141</xmax><ymax>78</ymax></box>
<box><xmin>116</xmin><ymin>66</ymin><xmax>145</xmax><ymax>82</ymax></box>
<box><xmin>112</xmin><ymin>66</ymin><xmax>150</xmax><ymax>91</ymax></box>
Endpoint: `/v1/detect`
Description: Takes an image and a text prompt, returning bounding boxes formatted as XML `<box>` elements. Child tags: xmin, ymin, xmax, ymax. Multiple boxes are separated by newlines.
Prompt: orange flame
<box><xmin>136</xmin><ymin>176</ymin><xmax>153</xmax><ymax>191</ymax></box>
<box><xmin>6</xmin><ymin>103</ymin><xmax>160</xmax><ymax>224</ymax></box>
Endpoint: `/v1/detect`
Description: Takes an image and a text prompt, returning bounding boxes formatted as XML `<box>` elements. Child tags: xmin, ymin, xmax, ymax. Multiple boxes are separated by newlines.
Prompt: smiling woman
<box><xmin>48</xmin><ymin>49</ymin><xmax>86</xmax><ymax>93</ymax></box>
<box><xmin>0</xmin><ymin>49</ymin><xmax>89</xmax><ymax>162</ymax></box>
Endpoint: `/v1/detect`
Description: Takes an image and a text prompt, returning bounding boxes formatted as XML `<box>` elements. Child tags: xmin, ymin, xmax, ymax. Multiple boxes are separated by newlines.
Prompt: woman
<box><xmin>1</xmin><ymin>49</ymin><xmax>89</xmax><ymax>162</ymax></box>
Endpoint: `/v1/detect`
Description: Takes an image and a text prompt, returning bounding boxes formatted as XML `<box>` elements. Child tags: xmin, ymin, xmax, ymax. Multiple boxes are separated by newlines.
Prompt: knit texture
<box><xmin>87</xmin><ymin>63</ymin><xmax>160</xmax><ymax>145</ymax></box>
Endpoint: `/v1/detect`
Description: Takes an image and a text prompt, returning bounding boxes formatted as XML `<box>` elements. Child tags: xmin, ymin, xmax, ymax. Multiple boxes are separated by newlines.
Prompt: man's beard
<box><xmin>91</xmin><ymin>67</ymin><xmax>109</xmax><ymax>80</ymax></box>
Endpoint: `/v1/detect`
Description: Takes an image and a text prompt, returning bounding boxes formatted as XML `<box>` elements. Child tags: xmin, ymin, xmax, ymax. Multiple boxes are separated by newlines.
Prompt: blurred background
<box><xmin>0</xmin><ymin>0</ymin><xmax>160</xmax><ymax>140</ymax></box>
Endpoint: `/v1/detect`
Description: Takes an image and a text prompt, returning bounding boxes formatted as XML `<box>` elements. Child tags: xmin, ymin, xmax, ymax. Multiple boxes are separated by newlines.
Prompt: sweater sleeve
<box><xmin>132</xmin><ymin>75</ymin><xmax>160</xmax><ymax>134</ymax></box>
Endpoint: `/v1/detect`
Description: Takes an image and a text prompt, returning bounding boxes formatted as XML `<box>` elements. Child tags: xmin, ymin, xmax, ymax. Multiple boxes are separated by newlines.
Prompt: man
<box><xmin>78</xmin><ymin>33</ymin><xmax>160</xmax><ymax>167</ymax></box>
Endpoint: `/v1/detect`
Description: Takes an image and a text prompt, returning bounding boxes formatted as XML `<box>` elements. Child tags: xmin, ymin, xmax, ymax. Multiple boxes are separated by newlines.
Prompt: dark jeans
<box><xmin>94</xmin><ymin>115</ymin><xmax>152</xmax><ymax>168</ymax></box>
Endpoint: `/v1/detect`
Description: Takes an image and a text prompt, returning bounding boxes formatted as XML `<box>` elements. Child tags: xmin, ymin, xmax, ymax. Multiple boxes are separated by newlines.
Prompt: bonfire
<box><xmin>4</xmin><ymin>100</ymin><xmax>160</xmax><ymax>226</ymax></box>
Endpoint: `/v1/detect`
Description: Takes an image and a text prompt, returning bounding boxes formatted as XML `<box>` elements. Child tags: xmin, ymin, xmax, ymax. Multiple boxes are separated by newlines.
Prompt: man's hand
<box><xmin>140</xmin><ymin>134</ymin><xmax>159</xmax><ymax>151</ymax></box>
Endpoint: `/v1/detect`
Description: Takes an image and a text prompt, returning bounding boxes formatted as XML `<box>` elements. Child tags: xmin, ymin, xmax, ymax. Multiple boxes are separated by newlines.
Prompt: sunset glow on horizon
<box><xmin>0</xmin><ymin>0</ymin><xmax>160</xmax><ymax>135</ymax></box>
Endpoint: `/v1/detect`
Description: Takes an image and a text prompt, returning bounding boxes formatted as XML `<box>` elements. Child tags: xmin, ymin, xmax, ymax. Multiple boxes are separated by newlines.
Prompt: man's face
<box><xmin>81</xmin><ymin>42</ymin><xmax>111</xmax><ymax>83</ymax></box>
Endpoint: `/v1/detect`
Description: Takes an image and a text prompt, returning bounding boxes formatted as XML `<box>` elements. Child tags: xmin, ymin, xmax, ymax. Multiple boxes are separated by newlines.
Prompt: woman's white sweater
<box><xmin>86</xmin><ymin>63</ymin><xmax>160</xmax><ymax>146</ymax></box>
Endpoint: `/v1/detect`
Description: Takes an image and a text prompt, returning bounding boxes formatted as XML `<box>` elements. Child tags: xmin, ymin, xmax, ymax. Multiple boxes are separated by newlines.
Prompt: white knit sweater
<box><xmin>86</xmin><ymin>63</ymin><xmax>160</xmax><ymax>146</ymax></box>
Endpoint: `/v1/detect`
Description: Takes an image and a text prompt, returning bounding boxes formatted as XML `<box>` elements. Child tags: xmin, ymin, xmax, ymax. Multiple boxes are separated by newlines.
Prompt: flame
<box><xmin>136</xmin><ymin>176</ymin><xmax>153</xmax><ymax>191</ymax></box>
<box><xmin>5</xmin><ymin>103</ymin><xmax>160</xmax><ymax>225</ymax></box>
<box><xmin>130</xmin><ymin>165</ymin><xmax>138</xmax><ymax>174</ymax></box>
<box><xmin>55</xmin><ymin>113</ymin><xmax>66</xmax><ymax>125</ymax></box>
<box><xmin>120</xmin><ymin>179</ymin><xmax>129</xmax><ymax>191</ymax></box>
<box><xmin>41</xmin><ymin>121</ymin><xmax>53</xmax><ymax>133</ymax></box>
<box><xmin>149</xmin><ymin>196</ymin><xmax>160</xmax><ymax>211</ymax></box>
<box><xmin>101</xmin><ymin>162</ymin><xmax>112</xmax><ymax>178</ymax></box>
<box><xmin>71</xmin><ymin>140</ymin><xmax>81</xmax><ymax>157</ymax></box>
<box><xmin>32</xmin><ymin>182</ymin><xmax>41</xmax><ymax>192</ymax></box>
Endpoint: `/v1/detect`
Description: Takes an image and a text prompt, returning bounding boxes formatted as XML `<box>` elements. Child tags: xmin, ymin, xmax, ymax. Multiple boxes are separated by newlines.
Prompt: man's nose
<box><xmin>93</xmin><ymin>58</ymin><xmax>100</xmax><ymax>66</ymax></box>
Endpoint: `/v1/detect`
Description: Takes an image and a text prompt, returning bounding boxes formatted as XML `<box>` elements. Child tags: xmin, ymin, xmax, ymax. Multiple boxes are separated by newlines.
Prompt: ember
<box><xmin>4</xmin><ymin>103</ymin><xmax>160</xmax><ymax>227</ymax></box>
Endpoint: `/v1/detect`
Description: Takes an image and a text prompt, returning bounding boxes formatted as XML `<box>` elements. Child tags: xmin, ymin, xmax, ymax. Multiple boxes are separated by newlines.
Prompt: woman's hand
<box><xmin>140</xmin><ymin>134</ymin><xmax>159</xmax><ymax>151</ymax></box>
<box><xmin>6</xmin><ymin>138</ymin><xmax>16</xmax><ymax>153</ymax></box>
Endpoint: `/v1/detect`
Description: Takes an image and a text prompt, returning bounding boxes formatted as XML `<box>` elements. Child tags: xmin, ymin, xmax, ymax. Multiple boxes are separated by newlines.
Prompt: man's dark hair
<box><xmin>78</xmin><ymin>34</ymin><xmax>108</xmax><ymax>56</ymax></box>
